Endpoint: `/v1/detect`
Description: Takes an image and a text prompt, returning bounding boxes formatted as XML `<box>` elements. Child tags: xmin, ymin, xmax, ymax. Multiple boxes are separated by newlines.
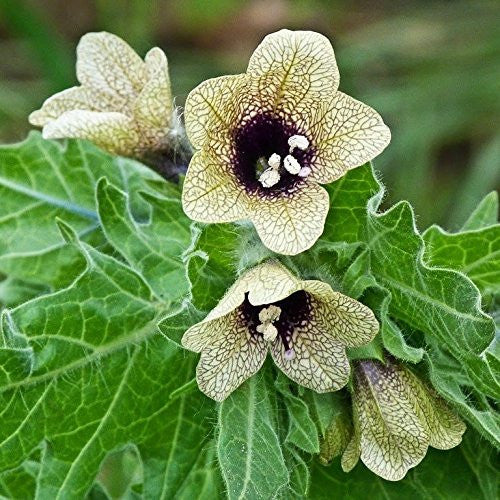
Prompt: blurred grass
<box><xmin>0</xmin><ymin>0</ymin><xmax>498</xmax><ymax>228</ymax></box>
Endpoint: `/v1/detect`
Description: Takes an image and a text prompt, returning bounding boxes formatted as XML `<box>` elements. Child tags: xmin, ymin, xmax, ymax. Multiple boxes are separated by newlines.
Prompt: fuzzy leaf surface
<box><xmin>0</xmin><ymin>222</ymin><xmax>215</xmax><ymax>498</ymax></box>
<box><xmin>0</xmin><ymin>133</ymin><xmax>166</xmax><ymax>289</ymax></box>
<box><xmin>423</xmin><ymin>224</ymin><xmax>500</xmax><ymax>298</ymax></box>
<box><xmin>217</xmin><ymin>370</ymin><xmax>289</xmax><ymax>500</ymax></box>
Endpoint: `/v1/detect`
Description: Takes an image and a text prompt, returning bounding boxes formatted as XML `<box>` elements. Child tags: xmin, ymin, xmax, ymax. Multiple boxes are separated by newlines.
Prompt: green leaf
<box><xmin>423</xmin><ymin>223</ymin><xmax>500</xmax><ymax>298</ymax></box>
<box><xmin>365</xmin><ymin>201</ymin><xmax>495</xmax><ymax>388</ymax></box>
<box><xmin>426</xmin><ymin>346</ymin><xmax>499</xmax><ymax>447</ymax></box>
<box><xmin>275</xmin><ymin>373</ymin><xmax>320</xmax><ymax>454</ymax></box>
<box><xmin>186</xmin><ymin>223</ymin><xmax>239</xmax><ymax>312</ymax></box>
<box><xmin>282</xmin><ymin>447</ymin><xmax>310</xmax><ymax>499</ymax></box>
<box><xmin>461</xmin><ymin>191</ymin><xmax>498</xmax><ymax>231</ymax></box>
<box><xmin>318</xmin><ymin>405</ymin><xmax>351</xmax><ymax>466</ymax></box>
<box><xmin>96</xmin><ymin>178</ymin><xmax>191</xmax><ymax>303</ymax></box>
<box><xmin>310</xmin><ymin>435</ymin><xmax>495</xmax><ymax>500</ymax></box>
<box><xmin>0</xmin><ymin>458</ymin><xmax>38</xmax><ymax>499</ymax></box>
<box><xmin>322</xmin><ymin>165</ymin><xmax>380</xmax><ymax>243</ymax></box>
<box><xmin>217</xmin><ymin>369</ymin><xmax>289</xmax><ymax>499</ymax></box>
<box><xmin>0</xmin><ymin>231</ymin><xmax>215</xmax><ymax>498</ymax></box>
<box><xmin>303</xmin><ymin>391</ymin><xmax>347</xmax><ymax>438</ymax></box>
<box><xmin>319</xmin><ymin>164</ymin><xmax>498</xmax><ymax>439</ymax></box>
<box><xmin>460</xmin><ymin>430</ymin><xmax>499</xmax><ymax>500</ymax></box>
<box><xmin>342</xmin><ymin>250</ymin><xmax>423</xmax><ymax>363</ymax></box>
<box><xmin>94</xmin><ymin>447</ymin><xmax>142</xmax><ymax>499</ymax></box>
<box><xmin>0</xmin><ymin>133</ymin><xmax>166</xmax><ymax>289</ymax></box>
<box><xmin>0</xmin><ymin>276</ymin><xmax>48</xmax><ymax>307</ymax></box>
<box><xmin>324</xmin><ymin>166</ymin><xmax>494</xmax><ymax>360</ymax></box>
<box><xmin>186</xmin><ymin>222</ymin><xmax>266</xmax><ymax>312</ymax></box>
<box><xmin>170</xmin><ymin>440</ymin><xmax>223</xmax><ymax>500</ymax></box>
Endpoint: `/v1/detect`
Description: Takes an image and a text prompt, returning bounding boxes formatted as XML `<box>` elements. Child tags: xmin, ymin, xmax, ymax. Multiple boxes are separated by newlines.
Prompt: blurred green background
<box><xmin>0</xmin><ymin>0</ymin><xmax>498</xmax><ymax>228</ymax></box>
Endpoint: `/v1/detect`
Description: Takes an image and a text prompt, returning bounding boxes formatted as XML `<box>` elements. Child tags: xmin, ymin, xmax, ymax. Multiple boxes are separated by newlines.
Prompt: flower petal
<box><xmin>182</xmin><ymin>310</ymin><xmax>232</xmax><ymax>353</ymax></box>
<box><xmin>76</xmin><ymin>32</ymin><xmax>147</xmax><ymax>99</ymax></box>
<box><xmin>247</xmin><ymin>30</ymin><xmax>339</xmax><ymax>114</ymax></box>
<box><xmin>354</xmin><ymin>361</ymin><xmax>430</xmax><ymax>481</ymax></box>
<box><xmin>308</xmin><ymin>92</ymin><xmax>391</xmax><ymax>183</ymax></box>
<box><xmin>244</xmin><ymin>260</ymin><xmax>302</xmax><ymax>306</ymax></box>
<box><xmin>29</xmin><ymin>86</ymin><xmax>126</xmax><ymax>126</ymax></box>
<box><xmin>303</xmin><ymin>281</ymin><xmax>379</xmax><ymax>347</ymax></box>
<box><xmin>270</xmin><ymin>322</ymin><xmax>350</xmax><ymax>393</ymax></box>
<box><xmin>184</xmin><ymin>74</ymin><xmax>249</xmax><ymax>149</ymax></box>
<box><xmin>182</xmin><ymin>150</ymin><xmax>248</xmax><ymax>223</ymax></box>
<box><xmin>205</xmin><ymin>260</ymin><xmax>302</xmax><ymax>324</ymax></box>
<box><xmin>397</xmin><ymin>364</ymin><xmax>466</xmax><ymax>450</ymax></box>
<box><xmin>133</xmin><ymin>47</ymin><xmax>172</xmax><ymax>133</ymax></box>
<box><xmin>194</xmin><ymin>310</ymin><xmax>268</xmax><ymax>401</ymax></box>
<box><xmin>249</xmin><ymin>183</ymin><xmax>329</xmax><ymax>255</ymax></box>
<box><xmin>340</xmin><ymin>430</ymin><xmax>361</xmax><ymax>473</ymax></box>
<box><xmin>42</xmin><ymin>110</ymin><xmax>140</xmax><ymax>156</ymax></box>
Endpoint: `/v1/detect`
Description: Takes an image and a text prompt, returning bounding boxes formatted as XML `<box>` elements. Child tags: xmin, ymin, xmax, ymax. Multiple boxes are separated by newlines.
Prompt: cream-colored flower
<box><xmin>182</xmin><ymin>29</ymin><xmax>390</xmax><ymax>255</ymax></box>
<box><xmin>29</xmin><ymin>32</ymin><xmax>179</xmax><ymax>158</ymax></box>
<box><xmin>341</xmin><ymin>358</ymin><xmax>466</xmax><ymax>481</ymax></box>
<box><xmin>182</xmin><ymin>260</ymin><xmax>379</xmax><ymax>401</ymax></box>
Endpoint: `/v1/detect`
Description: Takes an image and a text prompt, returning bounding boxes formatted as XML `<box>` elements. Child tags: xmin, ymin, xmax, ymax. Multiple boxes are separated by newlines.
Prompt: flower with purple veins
<box><xmin>182</xmin><ymin>260</ymin><xmax>379</xmax><ymax>401</ymax></box>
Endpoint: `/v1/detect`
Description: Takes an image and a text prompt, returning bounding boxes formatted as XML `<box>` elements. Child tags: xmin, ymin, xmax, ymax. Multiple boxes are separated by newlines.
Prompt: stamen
<box><xmin>259</xmin><ymin>153</ymin><xmax>282</xmax><ymax>187</ymax></box>
<box><xmin>288</xmin><ymin>134</ymin><xmax>309</xmax><ymax>153</ymax></box>
<box><xmin>259</xmin><ymin>168</ymin><xmax>280</xmax><ymax>187</ymax></box>
<box><xmin>257</xmin><ymin>305</ymin><xmax>281</xmax><ymax>342</ymax></box>
<box><xmin>257</xmin><ymin>323</ymin><xmax>278</xmax><ymax>342</ymax></box>
<box><xmin>268</xmin><ymin>153</ymin><xmax>281</xmax><ymax>169</ymax></box>
<box><xmin>283</xmin><ymin>155</ymin><xmax>301</xmax><ymax>175</ymax></box>
<box><xmin>258</xmin><ymin>305</ymin><xmax>281</xmax><ymax>323</ymax></box>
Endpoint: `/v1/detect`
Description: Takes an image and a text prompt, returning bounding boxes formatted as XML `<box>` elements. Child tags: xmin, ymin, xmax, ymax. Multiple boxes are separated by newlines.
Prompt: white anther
<box><xmin>257</xmin><ymin>305</ymin><xmax>281</xmax><ymax>342</ymax></box>
<box><xmin>298</xmin><ymin>166</ymin><xmax>311</xmax><ymax>177</ymax></box>
<box><xmin>259</xmin><ymin>167</ymin><xmax>280</xmax><ymax>188</ymax></box>
<box><xmin>288</xmin><ymin>134</ymin><xmax>309</xmax><ymax>152</ymax></box>
<box><xmin>257</xmin><ymin>323</ymin><xmax>278</xmax><ymax>342</ymax></box>
<box><xmin>283</xmin><ymin>155</ymin><xmax>301</xmax><ymax>175</ymax></box>
<box><xmin>258</xmin><ymin>305</ymin><xmax>281</xmax><ymax>323</ymax></box>
<box><xmin>268</xmin><ymin>153</ymin><xmax>281</xmax><ymax>170</ymax></box>
<box><xmin>284</xmin><ymin>349</ymin><xmax>295</xmax><ymax>360</ymax></box>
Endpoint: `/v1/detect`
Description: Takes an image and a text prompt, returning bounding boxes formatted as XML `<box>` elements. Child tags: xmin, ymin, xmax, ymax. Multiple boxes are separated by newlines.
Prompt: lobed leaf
<box><xmin>0</xmin><ymin>133</ymin><xmax>168</xmax><ymax>289</ymax></box>
<box><xmin>96</xmin><ymin>178</ymin><xmax>191</xmax><ymax>303</ymax></box>
<box><xmin>0</xmin><ymin>229</ymin><xmax>215</xmax><ymax>498</ymax></box>
<box><xmin>423</xmin><ymin>223</ymin><xmax>500</xmax><ymax>299</ymax></box>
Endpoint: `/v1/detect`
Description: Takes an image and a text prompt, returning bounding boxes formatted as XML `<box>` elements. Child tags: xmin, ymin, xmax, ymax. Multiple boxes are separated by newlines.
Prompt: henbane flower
<box><xmin>182</xmin><ymin>260</ymin><xmax>379</xmax><ymax>401</ymax></box>
<box><xmin>341</xmin><ymin>358</ymin><xmax>466</xmax><ymax>481</ymax></box>
<box><xmin>29</xmin><ymin>32</ymin><xmax>180</xmax><ymax>159</ymax></box>
<box><xmin>182</xmin><ymin>29</ymin><xmax>390</xmax><ymax>255</ymax></box>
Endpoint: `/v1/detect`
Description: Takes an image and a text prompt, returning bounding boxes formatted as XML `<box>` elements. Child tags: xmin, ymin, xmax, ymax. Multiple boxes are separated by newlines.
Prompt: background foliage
<box><xmin>0</xmin><ymin>0</ymin><xmax>498</xmax><ymax>227</ymax></box>
<box><xmin>0</xmin><ymin>135</ymin><xmax>496</xmax><ymax>499</ymax></box>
